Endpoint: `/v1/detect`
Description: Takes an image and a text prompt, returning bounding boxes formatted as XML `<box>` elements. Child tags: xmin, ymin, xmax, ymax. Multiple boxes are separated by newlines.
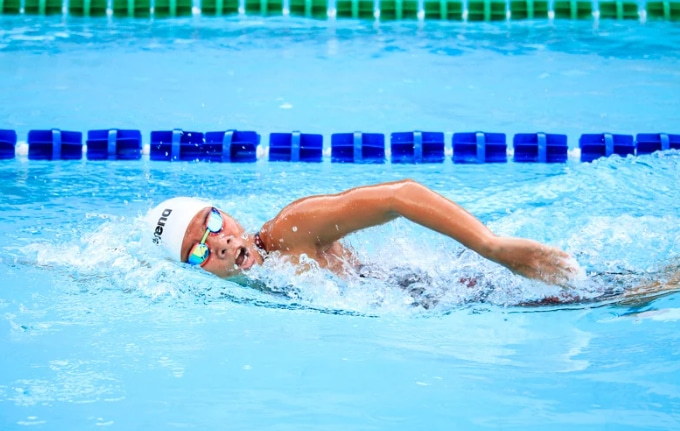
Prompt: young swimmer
<box><xmin>146</xmin><ymin>179</ymin><xmax>579</xmax><ymax>287</ymax></box>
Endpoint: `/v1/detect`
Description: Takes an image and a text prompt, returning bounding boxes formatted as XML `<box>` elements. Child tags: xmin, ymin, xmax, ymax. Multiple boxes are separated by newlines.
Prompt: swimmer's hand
<box><xmin>486</xmin><ymin>237</ymin><xmax>580</xmax><ymax>287</ymax></box>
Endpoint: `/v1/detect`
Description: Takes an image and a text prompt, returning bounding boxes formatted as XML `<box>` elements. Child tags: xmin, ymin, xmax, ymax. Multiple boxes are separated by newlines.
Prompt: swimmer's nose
<box><xmin>209</xmin><ymin>235</ymin><xmax>237</xmax><ymax>260</ymax></box>
<box><xmin>214</xmin><ymin>246</ymin><xmax>228</xmax><ymax>260</ymax></box>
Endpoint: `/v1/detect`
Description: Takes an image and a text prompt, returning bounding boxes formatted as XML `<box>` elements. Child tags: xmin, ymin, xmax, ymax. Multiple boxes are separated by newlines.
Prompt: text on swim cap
<box><xmin>152</xmin><ymin>209</ymin><xmax>172</xmax><ymax>244</ymax></box>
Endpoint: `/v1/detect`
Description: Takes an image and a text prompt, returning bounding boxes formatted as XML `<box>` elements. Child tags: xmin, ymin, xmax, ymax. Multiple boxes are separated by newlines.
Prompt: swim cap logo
<box><xmin>152</xmin><ymin>209</ymin><xmax>172</xmax><ymax>245</ymax></box>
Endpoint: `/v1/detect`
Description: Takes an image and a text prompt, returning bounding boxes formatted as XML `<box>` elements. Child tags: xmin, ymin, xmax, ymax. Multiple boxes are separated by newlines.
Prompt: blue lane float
<box><xmin>150</xmin><ymin>129</ymin><xmax>205</xmax><ymax>161</ymax></box>
<box><xmin>579</xmin><ymin>133</ymin><xmax>635</xmax><ymax>163</ymax></box>
<box><xmin>269</xmin><ymin>131</ymin><xmax>323</xmax><ymax>162</ymax></box>
<box><xmin>204</xmin><ymin>130</ymin><xmax>260</xmax><ymax>163</ymax></box>
<box><xmin>7</xmin><ymin>128</ymin><xmax>680</xmax><ymax>163</ymax></box>
<box><xmin>636</xmin><ymin>133</ymin><xmax>680</xmax><ymax>155</ymax></box>
<box><xmin>27</xmin><ymin>129</ymin><xmax>83</xmax><ymax>160</ymax></box>
<box><xmin>453</xmin><ymin>132</ymin><xmax>507</xmax><ymax>164</ymax></box>
<box><xmin>390</xmin><ymin>131</ymin><xmax>445</xmax><ymax>163</ymax></box>
<box><xmin>86</xmin><ymin>129</ymin><xmax>142</xmax><ymax>160</ymax></box>
<box><xmin>513</xmin><ymin>133</ymin><xmax>568</xmax><ymax>163</ymax></box>
<box><xmin>0</xmin><ymin>129</ymin><xmax>17</xmax><ymax>160</ymax></box>
<box><xmin>331</xmin><ymin>132</ymin><xmax>385</xmax><ymax>163</ymax></box>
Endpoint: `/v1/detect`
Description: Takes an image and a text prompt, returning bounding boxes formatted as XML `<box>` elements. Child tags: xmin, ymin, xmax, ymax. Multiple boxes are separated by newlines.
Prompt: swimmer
<box><xmin>146</xmin><ymin>179</ymin><xmax>579</xmax><ymax>287</ymax></box>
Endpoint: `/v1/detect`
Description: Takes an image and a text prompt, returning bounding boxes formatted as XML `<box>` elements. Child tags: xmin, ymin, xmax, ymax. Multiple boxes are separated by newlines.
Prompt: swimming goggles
<box><xmin>187</xmin><ymin>207</ymin><xmax>223</xmax><ymax>267</ymax></box>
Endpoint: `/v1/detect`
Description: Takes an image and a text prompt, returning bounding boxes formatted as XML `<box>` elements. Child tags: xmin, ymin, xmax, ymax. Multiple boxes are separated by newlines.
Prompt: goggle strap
<box><xmin>200</xmin><ymin>229</ymin><xmax>210</xmax><ymax>243</ymax></box>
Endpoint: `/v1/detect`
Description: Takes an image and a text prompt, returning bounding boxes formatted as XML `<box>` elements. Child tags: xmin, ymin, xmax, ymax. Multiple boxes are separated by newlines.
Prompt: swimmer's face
<box><xmin>181</xmin><ymin>207</ymin><xmax>263</xmax><ymax>278</ymax></box>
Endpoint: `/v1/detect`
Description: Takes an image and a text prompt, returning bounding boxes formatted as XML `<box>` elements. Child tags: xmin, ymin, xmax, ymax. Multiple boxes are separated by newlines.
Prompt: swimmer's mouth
<box><xmin>235</xmin><ymin>246</ymin><xmax>248</xmax><ymax>268</ymax></box>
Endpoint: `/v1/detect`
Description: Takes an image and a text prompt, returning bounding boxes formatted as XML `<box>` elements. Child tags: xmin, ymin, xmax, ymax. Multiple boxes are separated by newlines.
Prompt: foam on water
<box><xmin>9</xmin><ymin>152</ymin><xmax>678</xmax><ymax>317</ymax></box>
<box><xmin>2</xmin><ymin>15</ymin><xmax>680</xmax><ymax>429</ymax></box>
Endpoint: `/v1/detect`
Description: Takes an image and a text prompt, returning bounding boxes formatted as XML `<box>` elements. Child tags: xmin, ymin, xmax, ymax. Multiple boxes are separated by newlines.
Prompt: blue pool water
<box><xmin>1</xmin><ymin>15</ymin><xmax>680</xmax><ymax>430</ymax></box>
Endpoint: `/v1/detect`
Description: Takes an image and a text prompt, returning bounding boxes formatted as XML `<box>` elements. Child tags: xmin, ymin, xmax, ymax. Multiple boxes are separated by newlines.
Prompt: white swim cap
<box><xmin>145</xmin><ymin>197</ymin><xmax>212</xmax><ymax>262</ymax></box>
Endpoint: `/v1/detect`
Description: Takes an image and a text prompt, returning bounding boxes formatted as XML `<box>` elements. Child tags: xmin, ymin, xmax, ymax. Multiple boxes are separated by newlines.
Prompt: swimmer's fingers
<box><xmin>536</xmin><ymin>248</ymin><xmax>582</xmax><ymax>289</ymax></box>
<box><xmin>491</xmin><ymin>238</ymin><xmax>580</xmax><ymax>288</ymax></box>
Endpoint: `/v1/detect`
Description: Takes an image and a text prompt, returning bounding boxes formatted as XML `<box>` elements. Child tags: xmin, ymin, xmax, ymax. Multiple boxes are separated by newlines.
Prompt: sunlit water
<box><xmin>1</xmin><ymin>15</ymin><xmax>680</xmax><ymax>431</ymax></box>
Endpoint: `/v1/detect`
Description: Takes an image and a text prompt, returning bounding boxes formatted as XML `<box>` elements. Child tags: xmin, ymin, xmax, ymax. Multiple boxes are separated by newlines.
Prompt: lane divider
<box><xmin>1</xmin><ymin>128</ymin><xmax>679</xmax><ymax>163</ymax></box>
<box><xmin>4</xmin><ymin>0</ymin><xmax>679</xmax><ymax>21</ymax></box>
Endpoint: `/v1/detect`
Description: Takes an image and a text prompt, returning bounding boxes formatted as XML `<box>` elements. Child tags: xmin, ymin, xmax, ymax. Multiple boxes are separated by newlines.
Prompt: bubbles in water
<box><xmin>14</xmin><ymin>153</ymin><xmax>680</xmax><ymax>315</ymax></box>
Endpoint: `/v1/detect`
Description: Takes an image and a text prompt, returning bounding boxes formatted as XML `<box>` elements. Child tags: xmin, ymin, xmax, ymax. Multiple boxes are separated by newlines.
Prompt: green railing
<box><xmin>1</xmin><ymin>0</ymin><xmax>679</xmax><ymax>21</ymax></box>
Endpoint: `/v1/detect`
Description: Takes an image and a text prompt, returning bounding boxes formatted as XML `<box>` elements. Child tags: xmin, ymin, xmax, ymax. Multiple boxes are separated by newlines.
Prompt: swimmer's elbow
<box><xmin>388</xmin><ymin>179</ymin><xmax>423</xmax><ymax>211</ymax></box>
<box><xmin>391</xmin><ymin>178</ymin><xmax>420</xmax><ymax>198</ymax></box>
<box><xmin>395</xmin><ymin>178</ymin><xmax>419</xmax><ymax>188</ymax></box>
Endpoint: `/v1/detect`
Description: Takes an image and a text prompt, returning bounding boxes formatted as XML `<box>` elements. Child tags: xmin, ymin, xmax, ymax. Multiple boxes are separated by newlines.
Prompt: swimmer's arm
<box><xmin>263</xmin><ymin>179</ymin><xmax>576</xmax><ymax>285</ymax></box>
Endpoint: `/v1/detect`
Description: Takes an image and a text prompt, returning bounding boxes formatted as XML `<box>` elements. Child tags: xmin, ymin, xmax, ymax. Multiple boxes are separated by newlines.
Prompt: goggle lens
<box><xmin>187</xmin><ymin>243</ymin><xmax>209</xmax><ymax>266</ymax></box>
<box><xmin>206</xmin><ymin>209</ymin><xmax>223</xmax><ymax>232</ymax></box>
<box><xmin>186</xmin><ymin>208</ymin><xmax>223</xmax><ymax>267</ymax></box>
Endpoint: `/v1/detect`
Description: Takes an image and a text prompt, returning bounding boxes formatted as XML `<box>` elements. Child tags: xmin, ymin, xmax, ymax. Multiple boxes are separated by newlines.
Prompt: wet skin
<box><xmin>180</xmin><ymin>207</ymin><xmax>358</xmax><ymax>278</ymax></box>
<box><xmin>177</xmin><ymin>181</ymin><xmax>680</xmax><ymax>301</ymax></box>
<box><xmin>180</xmin><ymin>179</ymin><xmax>579</xmax><ymax>285</ymax></box>
<box><xmin>181</xmin><ymin>207</ymin><xmax>264</xmax><ymax>278</ymax></box>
